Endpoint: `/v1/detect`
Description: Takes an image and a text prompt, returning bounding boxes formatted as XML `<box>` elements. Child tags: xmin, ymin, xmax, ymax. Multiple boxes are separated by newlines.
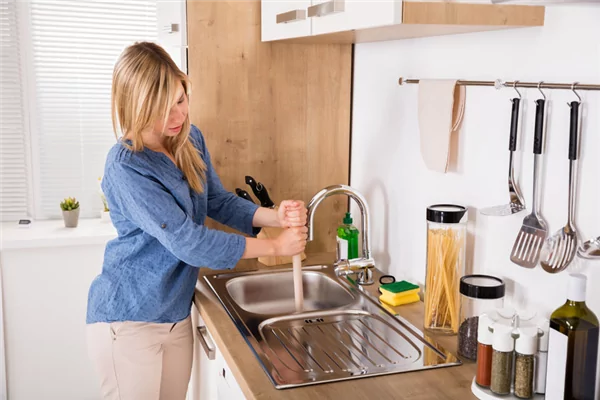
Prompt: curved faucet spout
<box><xmin>306</xmin><ymin>184</ymin><xmax>371</xmax><ymax>261</ymax></box>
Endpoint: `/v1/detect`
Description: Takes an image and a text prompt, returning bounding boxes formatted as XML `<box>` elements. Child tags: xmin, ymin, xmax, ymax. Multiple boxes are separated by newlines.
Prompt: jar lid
<box><xmin>426</xmin><ymin>204</ymin><xmax>467</xmax><ymax>224</ymax></box>
<box><xmin>477</xmin><ymin>314</ymin><xmax>494</xmax><ymax>345</ymax></box>
<box><xmin>538</xmin><ymin>319</ymin><xmax>550</xmax><ymax>351</ymax></box>
<box><xmin>492</xmin><ymin>324</ymin><xmax>515</xmax><ymax>352</ymax></box>
<box><xmin>460</xmin><ymin>275</ymin><xmax>505</xmax><ymax>299</ymax></box>
<box><xmin>515</xmin><ymin>327</ymin><xmax>539</xmax><ymax>355</ymax></box>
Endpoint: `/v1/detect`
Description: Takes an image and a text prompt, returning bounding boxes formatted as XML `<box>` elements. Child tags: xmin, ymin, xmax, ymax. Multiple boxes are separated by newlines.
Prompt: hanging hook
<box><xmin>571</xmin><ymin>82</ymin><xmax>582</xmax><ymax>103</ymax></box>
<box><xmin>512</xmin><ymin>80</ymin><xmax>522</xmax><ymax>99</ymax></box>
<box><xmin>537</xmin><ymin>81</ymin><xmax>546</xmax><ymax>101</ymax></box>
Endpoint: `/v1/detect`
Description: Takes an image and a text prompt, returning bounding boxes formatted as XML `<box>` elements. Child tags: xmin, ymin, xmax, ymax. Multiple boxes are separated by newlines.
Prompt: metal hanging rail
<box><xmin>398</xmin><ymin>77</ymin><xmax>600</xmax><ymax>91</ymax></box>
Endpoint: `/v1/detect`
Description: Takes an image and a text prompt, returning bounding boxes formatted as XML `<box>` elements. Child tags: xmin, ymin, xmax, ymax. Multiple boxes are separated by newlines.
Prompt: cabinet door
<box><xmin>216</xmin><ymin>351</ymin><xmax>246</xmax><ymax>400</ymax></box>
<box><xmin>261</xmin><ymin>0</ymin><xmax>312</xmax><ymax>41</ymax></box>
<box><xmin>190</xmin><ymin>305</ymin><xmax>219</xmax><ymax>400</ymax></box>
<box><xmin>309</xmin><ymin>0</ymin><xmax>401</xmax><ymax>36</ymax></box>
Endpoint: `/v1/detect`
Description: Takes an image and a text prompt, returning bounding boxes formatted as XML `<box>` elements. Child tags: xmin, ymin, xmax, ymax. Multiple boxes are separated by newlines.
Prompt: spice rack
<box><xmin>471</xmin><ymin>379</ymin><xmax>545</xmax><ymax>399</ymax></box>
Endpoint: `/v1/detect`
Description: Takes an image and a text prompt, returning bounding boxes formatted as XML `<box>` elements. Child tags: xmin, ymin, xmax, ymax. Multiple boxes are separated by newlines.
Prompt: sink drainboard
<box><xmin>259</xmin><ymin>311</ymin><xmax>421</xmax><ymax>378</ymax></box>
<box><xmin>204</xmin><ymin>265</ymin><xmax>461</xmax><ymax>389</ymax></box>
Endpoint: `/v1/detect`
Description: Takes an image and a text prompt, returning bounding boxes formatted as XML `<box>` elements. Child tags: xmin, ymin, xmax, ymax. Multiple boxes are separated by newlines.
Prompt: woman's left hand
<box><xmin>277</xmin><ymin>200</ymin><xmax>307</xmax><ymax>228</ymax></box>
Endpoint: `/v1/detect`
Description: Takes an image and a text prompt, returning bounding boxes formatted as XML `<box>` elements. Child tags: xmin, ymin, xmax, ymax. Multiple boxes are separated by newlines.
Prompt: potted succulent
<box><xmin>60</xmin><ymin>197</ymin><xmax>80</xmax><ymax>228</ymax></box>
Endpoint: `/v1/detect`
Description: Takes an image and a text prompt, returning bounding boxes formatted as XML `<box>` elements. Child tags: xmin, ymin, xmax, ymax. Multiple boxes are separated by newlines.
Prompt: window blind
<box><xmin>0</xmin><ymin>0</ymin><xmax>31</xmax><ymax>222</ymax></box>
<box><xmin>29</xmin><ymin>0</ymin><xmax>157</xmax><ymax>219</ymax></box>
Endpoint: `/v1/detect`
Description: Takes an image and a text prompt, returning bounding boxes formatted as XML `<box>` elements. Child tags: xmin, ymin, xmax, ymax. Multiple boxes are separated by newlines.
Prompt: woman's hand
<box><xmin>277</xmin><ymin>200</ymin><xmax>307</xmax><ymax>228</ymax></box>
<box><xmin>274</xmin><ymin>226</ymin><xmax>308</xmax><ymax>256</ymax></box>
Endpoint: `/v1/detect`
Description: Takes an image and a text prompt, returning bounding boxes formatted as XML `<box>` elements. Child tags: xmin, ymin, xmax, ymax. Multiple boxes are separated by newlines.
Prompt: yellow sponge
<box><xmin>380</xmin><ymin>292</ymin><xmax>420</xmax><ymax>307</ymax></box>
<box><xmin>379</xmin><ymin>280</ymin><xmax>421</xmax><ymax>307</ymax></box>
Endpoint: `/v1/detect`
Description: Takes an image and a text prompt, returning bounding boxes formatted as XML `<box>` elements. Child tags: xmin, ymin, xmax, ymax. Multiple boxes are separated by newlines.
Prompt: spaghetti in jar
<box><xmin>424</xmin><ymin>204</ymin><xmax>468</xmax><ymax>335</ymax></box>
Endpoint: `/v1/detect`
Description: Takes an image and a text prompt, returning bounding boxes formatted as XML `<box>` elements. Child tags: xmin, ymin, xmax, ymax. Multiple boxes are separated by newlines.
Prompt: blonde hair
<box><xmin>111</xmin><ymin>41</ymin><xmax>206</xmax><ymax>193</ymax></box>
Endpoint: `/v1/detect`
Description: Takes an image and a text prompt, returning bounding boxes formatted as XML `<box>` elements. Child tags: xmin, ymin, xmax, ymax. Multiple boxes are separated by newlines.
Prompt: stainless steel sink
<box><xmin>204</xmin><ymin>264</ymin><xmax>461</xmax><ymax>389</ymax></box>
<box><xmin>226</xmin><ymin>269</ymin><xmax>355</xmax><ymax>315</ymax></box>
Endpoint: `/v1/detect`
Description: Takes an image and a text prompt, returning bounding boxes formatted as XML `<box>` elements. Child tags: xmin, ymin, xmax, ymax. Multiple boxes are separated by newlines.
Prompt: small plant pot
<box><xmin>100</xmin><ymin>210</ymin><xmax>111</xmax><ymax>223</ymax></box>
<box><xmin>62</xmin><ymin>208</ymin><xmax>80</xmax><ymax>228</ymax></box>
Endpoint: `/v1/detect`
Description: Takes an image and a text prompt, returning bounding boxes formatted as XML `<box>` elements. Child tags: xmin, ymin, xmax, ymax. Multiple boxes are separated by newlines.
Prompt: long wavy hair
<box><xmin>111</xmin><ymin>41</ymin><xmax>206</xmax><ymax>192</ymax></box>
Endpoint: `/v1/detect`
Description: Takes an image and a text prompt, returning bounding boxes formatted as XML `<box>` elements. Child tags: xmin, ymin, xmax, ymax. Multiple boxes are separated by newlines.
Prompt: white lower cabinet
<box><xmin>188</xmin><ymin>305</ymin><xmax>246</xmax><ymax>400</ymax></box>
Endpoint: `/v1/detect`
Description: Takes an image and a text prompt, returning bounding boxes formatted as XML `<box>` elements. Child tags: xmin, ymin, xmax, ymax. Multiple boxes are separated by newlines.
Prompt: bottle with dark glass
<box><xmin>546</xmin><ymin>273</ymin><xmax>599</xmax><ymax>400</ymax></box>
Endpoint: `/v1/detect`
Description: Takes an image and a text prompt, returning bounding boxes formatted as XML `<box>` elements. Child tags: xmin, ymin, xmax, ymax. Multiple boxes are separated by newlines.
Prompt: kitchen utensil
<box><xmin>541</xmin><ymin>100</ymin><xmax>582</xmax><ymax>273</ymax></box>
<box><xmin>480</xmin><ymin>95</ymin><xmax>526</xmax><ymax>216</ymax></box>
<box><xmin>235</xmin><ymin>188</ymin><xmax>255</xmax><ymax>203</ymax></box>
<box><xmin>510</xmin><ymin>96</ymin><xmax>548</xmax><ymax>268</ymax></box>
<box><xmin>245</xmin><ymin>176</ymin><xmax>275</xmax><ymax>208</ymax></box>
<box><xmin>578</xmin><ymin>236</ymin><xmax>600</xmax><ymax>259</ymax></box>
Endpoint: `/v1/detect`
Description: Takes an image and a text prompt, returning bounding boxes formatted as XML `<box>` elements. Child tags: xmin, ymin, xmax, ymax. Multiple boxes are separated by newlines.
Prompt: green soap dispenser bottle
<box><xmin>336</xmin><ymin>212</ymin><xmax>359</xmax><ymax>261</ymax></box>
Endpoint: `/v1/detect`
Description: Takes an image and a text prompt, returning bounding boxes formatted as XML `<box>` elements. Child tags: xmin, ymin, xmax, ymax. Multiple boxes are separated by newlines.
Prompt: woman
<box><xmin>86</xmin><ymin>41</ymin><xmax>308</xmax><ymax>400</ymax></box>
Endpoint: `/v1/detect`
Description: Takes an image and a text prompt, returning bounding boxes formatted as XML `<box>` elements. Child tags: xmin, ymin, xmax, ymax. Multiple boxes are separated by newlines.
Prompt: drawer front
<box><xmin>310</xmin><ymin>0</ymin><xmax>400</xmax><ymax>36</ymax></box>
<box><xmin>262</xmin><ymin>0</ymin><xmax>312</xmax><ymax>41</ymax></box>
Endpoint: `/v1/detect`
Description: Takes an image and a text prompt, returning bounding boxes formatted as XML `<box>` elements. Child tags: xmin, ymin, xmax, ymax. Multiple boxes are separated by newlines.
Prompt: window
<box><xmin>0</xmin><ymin>0</ymin><xmax>32</xmax><ymax>222</ymax></box>
<box><xmin>0</xmin><ymin>0</ymin><xmax>187</xmax><ymax>222</ymax></box>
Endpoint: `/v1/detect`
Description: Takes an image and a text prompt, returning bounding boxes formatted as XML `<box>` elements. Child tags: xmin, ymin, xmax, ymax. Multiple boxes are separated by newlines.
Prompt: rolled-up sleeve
<box><xmin>194</xmin><ymin>128</ymin><xmax>261</xmax><ymax>236</ymax></box>
<box><xmin>104</xmin><ymin>162</ymin><xmax>246</xmax><ymax>270</ymax></box>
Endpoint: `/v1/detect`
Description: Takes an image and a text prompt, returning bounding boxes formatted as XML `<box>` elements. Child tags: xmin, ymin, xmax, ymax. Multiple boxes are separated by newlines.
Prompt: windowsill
<box><xmin>0</xmin><ymin>218</ymin><xmax>117</xmax><ymax>251</ymax></box>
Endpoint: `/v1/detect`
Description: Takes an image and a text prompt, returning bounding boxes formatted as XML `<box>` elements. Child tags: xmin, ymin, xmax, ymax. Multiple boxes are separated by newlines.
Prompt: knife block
<box><xmin>257</xmin><ymin>226</ymin><xmax>306</xmax><ymax>267</ymax></box>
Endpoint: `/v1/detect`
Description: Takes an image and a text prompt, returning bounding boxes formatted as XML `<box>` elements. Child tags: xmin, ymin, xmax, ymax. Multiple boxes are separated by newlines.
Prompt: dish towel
<box><xmin>417</xmin><ymin>79</ymin><xmax>466</xmax><ymax>173</ymax></box>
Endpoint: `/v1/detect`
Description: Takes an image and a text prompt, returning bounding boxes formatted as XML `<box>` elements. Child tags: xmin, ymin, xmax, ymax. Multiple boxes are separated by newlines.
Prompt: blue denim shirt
<box><xmin>86</xmin><ymin>125</ymin><xmax>260</xmax><ymax>324</ymax></box>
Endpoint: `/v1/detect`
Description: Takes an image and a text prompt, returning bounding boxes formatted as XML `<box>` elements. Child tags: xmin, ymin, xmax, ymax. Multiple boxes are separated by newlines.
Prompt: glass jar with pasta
<box><xmin>424</xmin><ymin>204</ymin><xmax>468</xmax><ymax>335</ymax></box>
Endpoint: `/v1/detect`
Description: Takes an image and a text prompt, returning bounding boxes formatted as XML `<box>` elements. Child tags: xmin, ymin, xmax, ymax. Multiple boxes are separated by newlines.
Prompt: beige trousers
<box><xmin>87</xmin><ymin>316</ymin><xmax>193</xmax><ymax>400</ymax></box>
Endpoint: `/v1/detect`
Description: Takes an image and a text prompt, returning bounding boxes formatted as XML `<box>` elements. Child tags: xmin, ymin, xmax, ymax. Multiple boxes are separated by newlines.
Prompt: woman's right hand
<box><xmin>274</xmin><ymin>226</ymin><xmax>308</xmax><ymax>256</ymax></box>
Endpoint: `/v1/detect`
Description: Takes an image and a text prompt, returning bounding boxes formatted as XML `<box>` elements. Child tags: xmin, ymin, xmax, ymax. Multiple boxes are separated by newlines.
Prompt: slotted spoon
<box><xmin>541</xmin><ymin>100</ymin><xmax>582</xmax><ymax>273</ymax></box>
<box><xmin>510</xmin><ymin>98</ymin><xmax>548</xmax><ymax>268</ymax></box>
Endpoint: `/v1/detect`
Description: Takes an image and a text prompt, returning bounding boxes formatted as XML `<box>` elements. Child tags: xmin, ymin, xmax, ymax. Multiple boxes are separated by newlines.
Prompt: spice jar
<box><xmin>424</xmin><ymin>204</ymin><xmax>467</xmax><ymax>335</ymax></box>
<box><xmin>535</xmin><ymin>320</ymin><xmax>549</xmax><ymax>394</ymax></box>
<box><xmin>514</xmin><ymin>327</ymin><xmax>538</xmax><ymax>399</ymax></box>
<box><xmin>475</xmin><ymin>314</ymin><xmax>494</xmax><ymax>388</ymax></box>
<box><xmin>458</xmin><ymin>275</ymin><xmax>505</xmax><ymax>360</ymax></box>
<box><xmin>490</xmin><ymin>324</ymin><xmax>514</xmax><ymax>395</ymax></box>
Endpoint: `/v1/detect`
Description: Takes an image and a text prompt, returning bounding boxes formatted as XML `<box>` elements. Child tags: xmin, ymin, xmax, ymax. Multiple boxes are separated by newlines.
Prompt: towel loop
<box><xmin>570</xmin><ymin>82</ymin><xmax>582</xmax><ymax>103</ymax></box>
<box><xmin>512</xmin><ymin>81</ymin><xmax>522</xmax><ymax>99</ymax></box>
<box><xmin>537</xmin><ymin>81</ymin><xmax>546</xmax><ymax>101</ymax></box>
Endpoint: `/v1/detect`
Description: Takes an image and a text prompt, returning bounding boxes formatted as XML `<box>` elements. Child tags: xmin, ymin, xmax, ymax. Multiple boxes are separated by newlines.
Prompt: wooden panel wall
<box><xmin>187</xmin><ymin>1</ymin><xmax>352</xmax><ymax>253</ymax></box>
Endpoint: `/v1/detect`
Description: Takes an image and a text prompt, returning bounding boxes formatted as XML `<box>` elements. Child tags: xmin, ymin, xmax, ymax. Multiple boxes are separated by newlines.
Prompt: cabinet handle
<box><xmin>276</xmin><ymin>9</ymin><xmax>307</xmax><ymax>24</ymax></box>
<box><xmin>197</xmin><ymin>326</ymin><xmax>215</xmax><ymax>360</ymax></box>
<box><xmin>307</xmin><ymin>0</ymin><xmax>345</xmax><ymax>18</ymax></box>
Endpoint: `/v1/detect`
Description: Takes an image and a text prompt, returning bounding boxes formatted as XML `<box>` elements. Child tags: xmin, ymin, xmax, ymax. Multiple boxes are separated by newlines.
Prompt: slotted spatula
<box><xmin>510</xmin><ymin>98</ymin><xmax>548</xmax><ymax>268</ymax></box>
<box><xmin>540</xmin><ymin>100</ymin><xmax>582</xmax><ymax>273</ymax></box>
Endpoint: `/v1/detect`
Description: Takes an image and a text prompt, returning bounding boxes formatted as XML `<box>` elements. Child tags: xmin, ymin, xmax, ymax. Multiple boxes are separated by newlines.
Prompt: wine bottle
<box><xmin>546</xmin><ymin>273</ymin><xmax>599</xmax><ymax>400</ymax></box>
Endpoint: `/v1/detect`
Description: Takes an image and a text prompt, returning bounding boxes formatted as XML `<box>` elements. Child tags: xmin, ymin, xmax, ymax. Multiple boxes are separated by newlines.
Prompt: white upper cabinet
<box><xmin>309</xmin><ymin>0</ymin><xmax>401</xmax><ymax>36</ymax></box>
<box><xmin>262</xmin><ymin>0</ymin><xmax>312</xmax><ymax>41</ymax></box>
<box><xmin>260</xmin><ymin>0</ymin><xmax>546</xmax><ymax>44</ymax></box>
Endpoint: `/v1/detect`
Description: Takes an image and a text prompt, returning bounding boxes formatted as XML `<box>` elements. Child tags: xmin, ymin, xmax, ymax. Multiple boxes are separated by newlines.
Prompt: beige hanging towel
<box><xmin>417</xmin><ymin>79</ymin><xmax>466</xmax><ymax>173</ymax></box>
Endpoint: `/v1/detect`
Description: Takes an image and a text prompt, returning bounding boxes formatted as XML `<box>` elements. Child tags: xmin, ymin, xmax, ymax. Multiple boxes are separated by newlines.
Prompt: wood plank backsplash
<box><xmin>187</xmin><ymin>1</ymin><xmax>352</xmax><ymax>254</ymax></box>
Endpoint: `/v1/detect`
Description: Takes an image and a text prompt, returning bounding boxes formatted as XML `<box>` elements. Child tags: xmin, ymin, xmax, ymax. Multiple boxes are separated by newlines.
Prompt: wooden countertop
<box><xmin>194</xmin><ymin>253</ymin><xmax>478</xmax><ymax>400</ymax></box>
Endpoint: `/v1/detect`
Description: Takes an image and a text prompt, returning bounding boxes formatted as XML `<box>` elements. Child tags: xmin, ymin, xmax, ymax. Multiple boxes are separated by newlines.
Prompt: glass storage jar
<box><xmin>514</xmin><ymin>327</ymin><xmax>538</xmax><ymax>399</ymax></box>
<box><xmin>424</xmin><ymin>204</ymin><xmax>468</xmax><ymax>334</ymax></box>
<box><xmin>490</xmin><ymin>324</ymin><xmax>515</xmax><ymax>395</ymax></box>
<box><xmin>458</xmin><ymin>275</ymin><xmax>505</xmax><ymax>361</ymax></box>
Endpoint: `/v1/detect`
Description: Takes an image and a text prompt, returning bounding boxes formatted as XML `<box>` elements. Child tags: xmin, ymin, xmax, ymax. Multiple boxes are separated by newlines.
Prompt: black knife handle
<box><xmin>533</xmin><ymin>99</ymin><xmax>545</xmax><ymax>155</ymax></box>
<box><xmin>235</xmin><ymin>188</ymin><xmax>255</xmax><ymax>204</ymax></box>
<box><xmin>509</xmin><ymin>98</ymin><xmax>520</xmax><ymax>151</ymax></box>
<box><xmin>568</xmin><ymin>101</ymin><xmax>580</xmax><ymax>161</ymax></box>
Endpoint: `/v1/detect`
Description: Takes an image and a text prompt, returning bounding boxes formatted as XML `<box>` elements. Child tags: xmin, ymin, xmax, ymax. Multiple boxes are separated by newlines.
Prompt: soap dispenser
<box><xmin>336</xmin><ymin>212</ymin><xmax>359</xmax><ymax>261</ymax></box>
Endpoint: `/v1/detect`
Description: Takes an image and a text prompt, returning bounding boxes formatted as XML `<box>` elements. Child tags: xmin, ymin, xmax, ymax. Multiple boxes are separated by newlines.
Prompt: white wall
<box><xmin>351</xmin><ymin>2</ymin><xmax>600</xmax><ymax>387</ymax></box>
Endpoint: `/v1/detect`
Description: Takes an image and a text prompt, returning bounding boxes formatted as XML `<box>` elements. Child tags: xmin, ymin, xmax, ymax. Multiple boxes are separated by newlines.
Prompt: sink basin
<box><xmin>226</xmin><ymin>270</ymin><xmax>355</xmax><ymax>315</ymax></box>
<box><xmin>204</xmin><ymin>264</ymin><xmax>461</xmax><ymax>389</ymax></box>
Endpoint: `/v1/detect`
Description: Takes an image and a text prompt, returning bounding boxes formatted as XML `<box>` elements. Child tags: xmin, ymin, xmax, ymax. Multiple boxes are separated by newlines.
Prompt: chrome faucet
<box><xmin>307</xmin><ymin>184</ymin><xmax>375</xmax><ymax>285</ymax></box>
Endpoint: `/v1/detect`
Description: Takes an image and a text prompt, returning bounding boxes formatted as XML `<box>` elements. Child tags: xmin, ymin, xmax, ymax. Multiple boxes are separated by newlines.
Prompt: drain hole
<box><xmin>304</xmin><ymin>318</ymin><xmax>324</xmax><ymax>324</ymax></box>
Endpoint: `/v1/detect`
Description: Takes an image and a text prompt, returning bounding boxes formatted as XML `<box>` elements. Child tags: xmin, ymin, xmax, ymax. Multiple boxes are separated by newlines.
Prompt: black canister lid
<box><xmin>460</xmin><ymin>275</ymin><xmax>505</xmax><ymax>299</ymax></box>
<box><xmin>426</xmin><ymin>204</ymin><xmax>467</xmax><ymax>224</ymax></box>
